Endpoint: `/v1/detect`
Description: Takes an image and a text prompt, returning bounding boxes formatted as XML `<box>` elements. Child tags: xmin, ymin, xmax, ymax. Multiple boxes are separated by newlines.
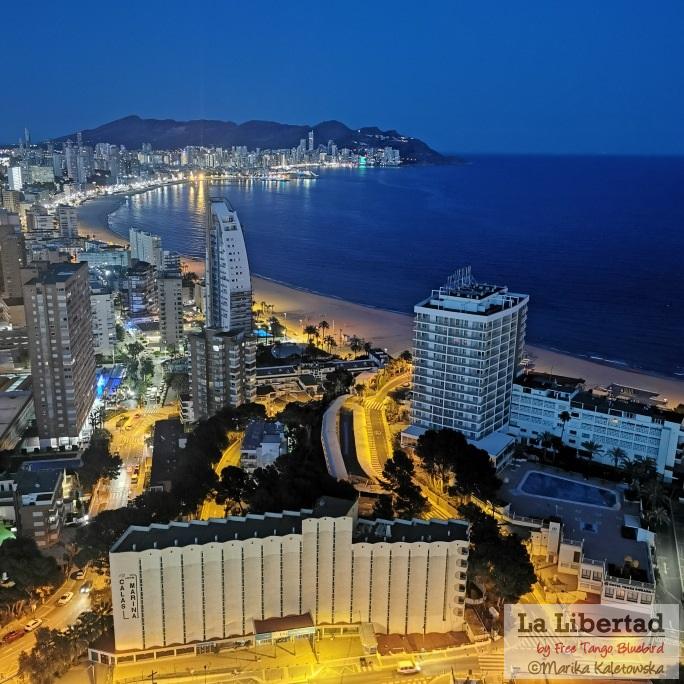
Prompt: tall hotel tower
<box><xmin>189</xmin><ymin>198</ymin><xmax>256</xmax><ymax>420</ymax></box>
<box><xmin>406</xmin><ymin>267</ymin><xmax>528</xmax><ymax>448</ymax></box>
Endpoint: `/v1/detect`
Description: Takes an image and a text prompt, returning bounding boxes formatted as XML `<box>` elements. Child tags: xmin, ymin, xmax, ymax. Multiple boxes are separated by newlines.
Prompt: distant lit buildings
<box><xmin>103</xmin><ymin>498</ymin><xmax>469</xmax><ymax>658</ymax></box>
<box><xmin>23</xmin><ymin>262</ymin><xmax>96</xmax><ymax>448</ymax></box>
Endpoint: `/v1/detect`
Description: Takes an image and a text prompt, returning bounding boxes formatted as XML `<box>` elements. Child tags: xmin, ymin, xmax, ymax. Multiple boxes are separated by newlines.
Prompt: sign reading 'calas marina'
<box><xmin>504</xmin><ymin>604</ymin><xmax>679</xmax><ymax>679</ymax></box>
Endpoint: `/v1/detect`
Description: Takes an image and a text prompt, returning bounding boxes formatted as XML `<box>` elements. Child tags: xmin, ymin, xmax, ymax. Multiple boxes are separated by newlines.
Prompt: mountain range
<box><xmin>54</xmin><ymin>116</ymin><xmax>447</xmax><ymax>163</ymax></box>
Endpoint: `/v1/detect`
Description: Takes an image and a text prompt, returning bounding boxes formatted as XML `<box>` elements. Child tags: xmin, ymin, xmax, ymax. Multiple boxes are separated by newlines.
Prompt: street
<box><xmin>0</xmin><ymin>571</ymin><xmax>95</xmax><ymax>681</ymax></box>
<box><xmin>90</xmin><ymin>405</ymin><xmax>178</xmax><ymax>515</ymax></box>
<box><xmin>200</xmin><ymin>440</ymin><xmax>242</xmax><ymax>519</ymax></box>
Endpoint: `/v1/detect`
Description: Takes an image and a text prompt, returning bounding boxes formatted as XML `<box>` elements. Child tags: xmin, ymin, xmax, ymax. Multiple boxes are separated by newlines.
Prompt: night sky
<box><xmin>3</xmin><ymin>0</ymin><xmax>683</xmax><ymax>154</ymax></box>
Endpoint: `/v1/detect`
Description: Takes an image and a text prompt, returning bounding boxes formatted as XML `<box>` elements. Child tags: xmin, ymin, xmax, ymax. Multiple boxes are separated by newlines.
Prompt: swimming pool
<box><xmin>519</xmin><ymin>471</ymin><xmax>619</xmax><ymax>509</ymax></box>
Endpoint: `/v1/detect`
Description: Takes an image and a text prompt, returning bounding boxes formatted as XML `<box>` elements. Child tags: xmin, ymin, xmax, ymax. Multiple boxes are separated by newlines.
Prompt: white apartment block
<box><xmin>105</xmin><ymin>498</ymin><xmax>469</xmax><ymax>659</ymax></box>
<box><xmin>509</xmin><ymin>372</ymin><xmax>683</xmax><ymax>480</ymax></box>
<box><xmin>129</xmin><ymin>227</ymin><xmax>163</xmax><ymax>269</ymax></box>
<box><xmin>240</xmin><ymin>420</ymin><xmax>287</xmax><ymax>472</ymax></box>
<box><xmin>56</xmin><ymin>204</ymin><xmax>78</xmax><ymax>239</ymax></box>
<box><xmin>409</xmin><ymin>267</ymin><xmax>528</xmax><ymax>441</ymax></box>
<box><xmin>90</xmin><ymin>291</ymin><xmax>116</xmax><ymax>356</ymax></box>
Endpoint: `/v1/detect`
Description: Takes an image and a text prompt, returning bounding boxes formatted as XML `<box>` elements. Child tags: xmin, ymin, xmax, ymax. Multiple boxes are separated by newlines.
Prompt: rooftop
<box><xmin>25</xmin><ymin>261</ymin><xmax>86</xmax><ymax>286</ymax></box>
<box><xmin>13</xmin><ymin>469</ymin><xmax>62</xmax><ymax>496</ymax></box>
<box><xmin>571</xmin><ymin>390</ymin><xmax>683</xmax><ymax>424</ymax></box>
<box><xmin>110</xmin><ymin>497</ymin><xmax>468</xmax><ymax>553</ymax></box>
<box><xmin>242</xmin><ymin>420</ymin><xmax>285</xmax><ymax>451</ymax></box>
<box><xmin>515</xmin><ymin>371</ymin><xmax>585</xmax><ymax>393</ymax></box>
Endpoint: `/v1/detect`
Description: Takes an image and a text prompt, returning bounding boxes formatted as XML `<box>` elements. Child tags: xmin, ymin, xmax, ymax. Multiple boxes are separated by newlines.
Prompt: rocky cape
<box><xmin>55</xmin><ymin>115</ymin><xmax>450</xmax><ymax>164</ymax></box>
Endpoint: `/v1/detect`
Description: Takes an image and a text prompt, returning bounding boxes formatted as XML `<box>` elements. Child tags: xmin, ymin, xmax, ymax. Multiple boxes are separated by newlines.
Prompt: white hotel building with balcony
<box><xmin>403</xmin><ymin>268</ymin><xmax>528</xmax><ymax>469</ymax></box>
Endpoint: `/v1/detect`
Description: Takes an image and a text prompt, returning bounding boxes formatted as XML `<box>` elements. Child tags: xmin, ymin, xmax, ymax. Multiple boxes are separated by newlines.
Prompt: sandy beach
<box><xmin>77</xmin><ymin>196</ymin><xmax>684</xmax><ymax>408</ymax></box>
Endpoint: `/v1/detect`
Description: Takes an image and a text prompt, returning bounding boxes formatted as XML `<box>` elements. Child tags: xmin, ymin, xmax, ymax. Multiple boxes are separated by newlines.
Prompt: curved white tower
<box><xmin>205</xmin><ymin>197</ymin><xmax>252</xmax><ymax>333</ymax></box>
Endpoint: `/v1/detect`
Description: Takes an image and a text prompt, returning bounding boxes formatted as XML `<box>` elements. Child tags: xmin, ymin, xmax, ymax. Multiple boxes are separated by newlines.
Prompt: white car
<box><xmin>396</xmin><ymin>660</ymin><xmax>421</xmax><ymax>675</ymax></box>
<box><xmin>57</xmin><ymin>591</ymin><xmax>74</xmax><ymax>606</ymax></box>
<box><xmin>24</xmin><ymin>618</ymin><xmax>43</xmax><ymax>632</ymax></box>
<box><xmin>74</xmin><ymin>570</ymin><xmax>85</xmax><ymax>580</ymax></box>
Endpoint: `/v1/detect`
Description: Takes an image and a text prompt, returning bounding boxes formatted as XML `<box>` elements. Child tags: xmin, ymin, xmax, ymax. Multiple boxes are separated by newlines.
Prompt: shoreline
<box><xmin>77</xmin><ymin>194</ymin><xmax>684</xmax><ymax>407</ymax></box>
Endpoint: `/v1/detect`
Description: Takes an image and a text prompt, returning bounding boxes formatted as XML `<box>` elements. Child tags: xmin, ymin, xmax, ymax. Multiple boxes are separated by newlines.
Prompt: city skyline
<box><xmin>1</xmin><ymin>1</ymin><xmax>683</xmax><ymax>155</ymax></box>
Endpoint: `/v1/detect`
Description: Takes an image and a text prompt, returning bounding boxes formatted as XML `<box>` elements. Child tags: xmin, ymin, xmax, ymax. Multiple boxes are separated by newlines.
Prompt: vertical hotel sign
<box><xmin>118</xmin><ymin>573</ymin><xmax>140</xmax><ymax>620</ymax></box>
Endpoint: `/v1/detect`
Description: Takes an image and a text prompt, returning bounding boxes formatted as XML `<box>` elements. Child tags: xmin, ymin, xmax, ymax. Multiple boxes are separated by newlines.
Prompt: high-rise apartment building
<box><xmin>157</xmin><ymin>274</ymin><xmax>183</xmax><ymax>350</ymax></box>
<box><xmin>1</xmin><ymin>190</ymin><xmax>22</xmax><ymax>213</ymax></box>
<box><xmin>129</xmin><ymin>227</ymin><xmax>163</xmax><ymax>269</ymax></box>
<box><xmin>90</xmin><ymin>289</ymin><xmax>116</xmax><ymax>355</ymax></box>
<box><xmin>8</xmin><ymin>167</ymin><xmax>23</xmax><ymax>191</ymax></box>
<box><xmin>205</xmin><ymin>198</ymin><xmax>252</xmax><ymax>332</ymax></box>
<box><xmin>190</xmin><ymin>197</ymin><xmax>256</xmax><ymax>420</ymax></box>
<box><xmin>23</xmin><ymin>262</ymin><xmax>96</xmax><ymax>448</ymax></box>
<box><xmin>26</xmin><ymin>206</ymin><xmax>57</xmax><ymax>238</ymax></box>
<box><xmin>124</xmin><ymin>261</ymin><xmax>157</xmax><ymax>317</ymax></box>
<box><xmin>408</xmin><ymin>267</ymin><xmax>528</xmax><ymax>441</ymax></box>
<box><xmin>188</xmin><ymin>328</ymin><xmax>256</xmax><ymax>419</ymax></box>
<box><xmin>56</xmin><ymin>204</ymin><xmax>78</xmax><ymax>239</ymax></box>
<box><xmin>0</xmin><ymin>210</ymin><xmax>26</xmax><ymax>300</ymax></box>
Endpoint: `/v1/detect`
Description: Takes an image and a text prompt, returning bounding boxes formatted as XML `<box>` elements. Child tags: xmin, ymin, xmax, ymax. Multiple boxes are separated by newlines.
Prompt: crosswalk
<box><xmin>478</xmin><ymin>651</ymin><xmax>505</xmax><ymax>676</ymax></box>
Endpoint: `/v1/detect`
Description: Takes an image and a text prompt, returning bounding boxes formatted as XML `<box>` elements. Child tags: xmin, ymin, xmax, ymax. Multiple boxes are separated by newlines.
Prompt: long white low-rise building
<box><xmin>509</xmin><ymin>372</ymin><xmax>684</xmax><ymax>480</ymax></box>
<box><xmin>106</xmin><ymin>498</ymin><xmax>469</xmax><ymax>656</ymax></box>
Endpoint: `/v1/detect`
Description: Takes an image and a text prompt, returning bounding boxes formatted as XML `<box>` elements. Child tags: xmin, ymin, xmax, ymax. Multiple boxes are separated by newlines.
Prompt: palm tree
<box><xmin>348</xmin><ymin>335</ymin><xmax>364</xmax><ymax>358</ymax></box>
<box><xmin>580</xmin><ymin>440</ymin><xmax>603</xmax><ymax>461</ymax></box>
<box><xmin>558</xmin><ymin>410</ymin><xmax>571</xmax><ymax>440</ymax></box>
<box><xmin>540</xmin><ymin>431</ymin><xmax>556</xmax><ymax>461</ymax></box>
<box><xmin>608</xmin><ymin>446</ymin><xmax>627</xmax><ymax>470</ymax></box>
<box><xmin>324</xmin><ymin>335</ymin><xmax>337</xmax><ymax>354</ymax></box>
<box><xmin>318</xmin><ymin>320</ymin><xmax>330</xmax><ymax>336</ymax></box>
<box><xmin>644</xmin><ymin>505</ymin><xmax>670</xmax><ymax>530</ymax></box>
<box><xmin>303</xmin><ymin>324</ymin><xmax>319</xmax><ymax>344</ymax></box>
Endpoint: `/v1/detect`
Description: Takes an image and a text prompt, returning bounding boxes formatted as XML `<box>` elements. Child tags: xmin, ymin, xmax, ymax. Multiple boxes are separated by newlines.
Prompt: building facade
<box><xmin>23</xmin><ymin>262</ymin><xmax>96</xmax><ymax>447</ymax></box>
<box><xmin>108</xmin><ymin>500</ymin><xmax>469</xmax><ymax>653</ymax></box>
<box><xmin>188</xmin><ymin>328</ymin><xmax>256</xmax><ymax>420</ymax></box>
<box><xmin>0</xmin><ymin>212</ymin><xmax>26</xmax><ymax>300</ymax></box>
<box><xmin>205</xmin><ymin>197</ymin><xmax>252</xmax><ymax>332</ymax></box>
<box><xmin>409</xmin><ymin>267</ymin><xmax>528</xmax><ymax>441</ymax></box>
<box><xmin>90</xmin><ymin>290</ymin><xmax>117</xmax><ymax>356</ymax></box>
<box><xmin>157</xmin><ymin>274</ymin><xmax>183</xmax><ymax>350</ymax></box>
<box><xmin>509</xmin><ymin>372</ymin><xmax>684</xmax><ymax>481</ymax></box>
<box><xmin>129</xmin><ymin>227</ymin><xmax>163</xmax><ymax>269</ymax></box>
<box><xmin>240</xmin><ymin>420</ymin><xmax>287</xmax><ymax>472</ymax></box>
<box><xmin>56</xmin><ymin>204</ymin><xmax>78</xmax><ymax>239</ymax></box>
<box><xmin>124</xmin><ymin>261</ymin><xmax>157</xmax><ymax>317</ymax></box>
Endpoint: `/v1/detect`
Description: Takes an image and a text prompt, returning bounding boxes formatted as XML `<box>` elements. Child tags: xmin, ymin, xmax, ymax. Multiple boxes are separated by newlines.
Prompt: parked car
<box><xmin>24</xmin><ymin>619</ymin><xmax>43</xmax><ymax>632</ymax></box>
<box><xmin>396</xmin><ymin>660</ymin><xmax>421</xmax><ymax>675</ymax></box>
<box><xmin>2</xmin><ymin>629</ymin><xmax>25</xmax><ymax>643</ymax></box>
<box><xmin>57</xmin><ymin>591</ymin><xmax>74</xmax><ymax>606</ymax></box>
<box><xmin>73</xmin><ymin>570</ymin><xmax>85</xmax><ymax>580</ymax></box>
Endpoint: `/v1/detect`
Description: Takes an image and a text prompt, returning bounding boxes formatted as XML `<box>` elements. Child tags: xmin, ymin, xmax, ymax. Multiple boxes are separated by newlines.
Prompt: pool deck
<box><xmin>500</xmin><ymin>462</ymin><xmax>649</xmax><ymax>570</ymax></box>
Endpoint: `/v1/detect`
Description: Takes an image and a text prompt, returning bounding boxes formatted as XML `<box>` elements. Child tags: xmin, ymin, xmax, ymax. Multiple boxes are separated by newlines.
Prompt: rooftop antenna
<box><xmin>444</xmin><ymin>265</ymin><xmax>474</xmax><ymax>293</ymax></box>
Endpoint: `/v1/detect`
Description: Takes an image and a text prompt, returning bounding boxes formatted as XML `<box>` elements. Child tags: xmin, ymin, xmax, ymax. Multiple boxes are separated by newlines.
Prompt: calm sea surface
<box><xmin>106</xmin><ymin>156</ymin><xmax>684</xmax><ymax>377</ymax></box>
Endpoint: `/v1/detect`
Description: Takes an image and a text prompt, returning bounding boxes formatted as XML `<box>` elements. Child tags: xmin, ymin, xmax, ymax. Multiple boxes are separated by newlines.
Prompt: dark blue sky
<box><xmin>3</xmin><ymin>1</ymin><xmax>683</xmax><ymax>154</ymax></box>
